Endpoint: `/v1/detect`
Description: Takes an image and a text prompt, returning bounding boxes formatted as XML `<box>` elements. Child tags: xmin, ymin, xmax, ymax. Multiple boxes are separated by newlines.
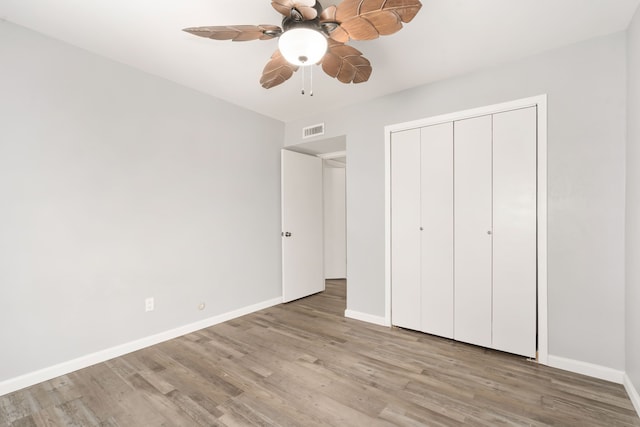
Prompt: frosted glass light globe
<box><xmin>278</xmin><ymin>28</ymin><xmax>328</xmax><ymax>66</ymax></box>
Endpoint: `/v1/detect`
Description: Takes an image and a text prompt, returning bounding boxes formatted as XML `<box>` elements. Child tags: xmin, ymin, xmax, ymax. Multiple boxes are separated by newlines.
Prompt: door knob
<box><xmin>487</xmin><ymin>230</ymin><xmax>492</xmax><ymax>235</ymax></box>
<box><xmin>282</xmin><ymin>232</ymin><xmax>292</xmax><ymax>237</ymax></box>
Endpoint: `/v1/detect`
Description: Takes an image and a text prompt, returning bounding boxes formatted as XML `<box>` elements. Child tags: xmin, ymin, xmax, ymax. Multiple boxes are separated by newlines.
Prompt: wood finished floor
<box><xmin>1</xmin><ymin>279</ymin><xmax>638</xmax><ymax>426</ymax></box>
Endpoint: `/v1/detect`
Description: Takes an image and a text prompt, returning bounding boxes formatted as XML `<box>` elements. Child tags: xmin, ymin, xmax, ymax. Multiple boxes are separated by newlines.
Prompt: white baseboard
<box><xmin>344</xmin><ymin>309</ymin><xmax>390</xmax><ymax>327</ymax></box>
<box><xmin>547</xmin><ymin>355</ymin><xmax>624</xmax><ymax>384</ymax></box>
<box><xmin>624</xmin><ymin>374</ymin><xmax>640</xmax><ymax>417</ymax></box>
<box><xmin>0</xmin><ymin>297</ymin><xmax>282</xmax><ymax>397</ymax></box>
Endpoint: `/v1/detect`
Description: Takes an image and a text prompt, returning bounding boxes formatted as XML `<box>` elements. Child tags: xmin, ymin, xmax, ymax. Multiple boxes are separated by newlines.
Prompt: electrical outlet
<box><xmin>145</xmin><ymin>297</ymin><xmax>154</xmax><ymax>312</ymax></box>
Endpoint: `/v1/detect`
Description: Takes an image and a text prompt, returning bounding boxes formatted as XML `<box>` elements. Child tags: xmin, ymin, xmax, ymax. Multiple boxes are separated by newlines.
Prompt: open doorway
<box><xmin>322</xmin><ymin>154</ymin><xmax>346</xmax><ymax>279</ymax></box>
<box><xmin>285</xmin><ymin>136</ymin><xmax>347</xmax><ymax>292</ymax></box>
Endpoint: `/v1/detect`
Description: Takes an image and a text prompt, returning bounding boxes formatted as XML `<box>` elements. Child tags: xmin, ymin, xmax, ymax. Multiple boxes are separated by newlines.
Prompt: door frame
<box><xmin>383</xmin><ymin>95</ymin><xmax>548</xmax><ymax>364</ymax></box>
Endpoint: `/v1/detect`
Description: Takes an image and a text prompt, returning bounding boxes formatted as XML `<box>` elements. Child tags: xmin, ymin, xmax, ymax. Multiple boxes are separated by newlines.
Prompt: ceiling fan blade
<box><xmin>272</xmin><ymin>0</ymin><xmax>318</xmax><ymax>20</ymax></box>
<box><xmin>260</xmin><ymin>49</ymin><xmax>300</xmax><ymax>89</ymax></box>
<box><xmin>320</xmin><ymin>40</ymin><xmax>372</xmax><ymax>84</ymax></box>
<box><xmin>319</xmin><ymin>5</ymin><xmax>350</xmax><ymax>43</ymax></box>
<box><xmin>332</xmin><ymin>0</ymin><xmax>422</xmax><ymax>41</ymax></box>
<box><xmin>183</xmin><ymin>25</ymin><xmax>282</xmax><ymax>41</ymax></box>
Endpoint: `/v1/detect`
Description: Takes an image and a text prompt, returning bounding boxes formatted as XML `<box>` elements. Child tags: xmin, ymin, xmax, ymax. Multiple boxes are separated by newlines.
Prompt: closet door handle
<box><xmin>487</xmin><ymin>230</ymin><xmax>492</xmax><ymax>235</ymax></box>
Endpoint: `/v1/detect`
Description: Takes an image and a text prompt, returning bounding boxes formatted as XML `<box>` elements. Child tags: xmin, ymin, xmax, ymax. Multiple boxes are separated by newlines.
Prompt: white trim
<box><xmin>384</xmin><ymin>95</ymin><xmax>549</xmax><ymax>364</ymax></box>
<box><xmin>624</xmin><ymin>374</ymin><xmax>640</xmax><ymax>417</ymax></box>
<box><xmin>385</xmin><ymin>95</ymin><xmax>546</xmax><ymax>134</ymax></box>
<box><xmin>0</xmin><ymin>297</ymin><xmax>282</xmax><ymax>397</ymax></box>
<box><xmin>384</xmin><ymin>125</ymin><xmax>392</xmax><ymax>331</ymax></box>
<box><xmin>537</xmin><ymin>97</ymin><xmax>549</xmax><ymax>365</ymax></box>
<box><xmin>345</xmin><ymin>309</ymin><xmax>390</xmax><ymax>327</ymax></box>
<box><xmin>547</xmin><ymin>355</ymin><xmax>624</xmax><ymax>384</ymax></box>
<box><xmin>317</xmin><ymin>150</ymin><xmax>346</xmax><ymax>160</ymax></box>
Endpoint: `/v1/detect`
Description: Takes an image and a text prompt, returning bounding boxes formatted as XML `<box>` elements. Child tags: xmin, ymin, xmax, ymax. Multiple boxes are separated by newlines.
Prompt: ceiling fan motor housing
<box><xmin>281</xmin><ymin>2</ymin><xmax>338</xmax><ymax>36</ymax></box>
<box><xmin>282</xmin><ymin>13</ymin><xmax>321</xmax><ymax>32</ymax></box>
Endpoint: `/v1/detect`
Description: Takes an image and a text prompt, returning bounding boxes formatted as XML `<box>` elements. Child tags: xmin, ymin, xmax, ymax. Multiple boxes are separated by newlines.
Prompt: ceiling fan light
<box><xmin>278</xmin><ymin>28</ymin><xmax>327</xmax><ymax>66</ymax></box>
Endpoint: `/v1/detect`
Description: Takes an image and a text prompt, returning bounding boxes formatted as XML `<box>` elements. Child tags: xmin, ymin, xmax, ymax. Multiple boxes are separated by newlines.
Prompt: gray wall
<box><xmin>627</xmin><ymin>6</ymin><xmax>640</xmax><ymax>393</ymax></box>
<box><xmin>0</xmin><ymin>22</ymin><xmax>284</xmax><ymax>382</ymax></box>
<box><xmin>285</xmin><ymin>33</ymin><xmax>627</xmax><ymax>370</ymax></box>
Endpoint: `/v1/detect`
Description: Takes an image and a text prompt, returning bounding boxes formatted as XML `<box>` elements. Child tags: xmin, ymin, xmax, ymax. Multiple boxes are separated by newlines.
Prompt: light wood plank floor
<box><xmin>1</xmin><ymin>279</ymin><xmax>638</xmax><ymax>426</ymax></box>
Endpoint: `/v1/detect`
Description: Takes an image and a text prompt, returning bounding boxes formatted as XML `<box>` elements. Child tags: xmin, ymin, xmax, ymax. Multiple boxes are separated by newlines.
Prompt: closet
<box><xmin>390</xmin><ymin>106</ymin><xmax>537</xmax><ymax>358</ymax></box>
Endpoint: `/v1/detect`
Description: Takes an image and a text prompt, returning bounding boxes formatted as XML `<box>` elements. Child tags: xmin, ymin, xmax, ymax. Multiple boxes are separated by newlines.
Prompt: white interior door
<box><xmin>492</xmin><ymin>107</ymin><xmax>537</xmax><ymax>357</ymax></box>
<box><xmin>454</xmin><ymin>115</ymin><xmax>493</xmax><ymax>348</ymax></box>
<box><xmin>281</xmin><ymin>149</ymin><xmax>324</xmax><ymax>303</ymax></box>
<box><xmin>391</xmin><ymin>128</ymin><xmax>421</xmax><ymax>331</ymax></box>
<box><xmin>420</xmin><ymin>122</ymin><xmax>454</xmax><ymax>339</ymax></box>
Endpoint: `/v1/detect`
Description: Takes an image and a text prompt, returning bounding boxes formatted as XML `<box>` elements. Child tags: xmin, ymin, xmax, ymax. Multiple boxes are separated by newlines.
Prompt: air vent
<box><xmin>302</xmin><ymin>123</ymin><xmax>325</xmax><ymax>139</ymax></box>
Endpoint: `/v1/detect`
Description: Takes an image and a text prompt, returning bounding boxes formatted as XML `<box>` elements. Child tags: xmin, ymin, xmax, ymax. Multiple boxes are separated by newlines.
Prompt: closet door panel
<box><xmin>454</xmin><ymin>115</ymin><xmax>493</xmax><ymax>348</ymax></box>
<box><xmin>420</xmin><ymin>123</ymin><xmax>454</xmax><ymax>338</ymax></box>
<box><xmin>492</xmin><ymin>107</ymin><xmax>537</xmax><ymax>357</ymax></box>
<box><xmin>391</xmin><ymin>129</ymin><xmax>421</xmax><ymax>331</ymax></box>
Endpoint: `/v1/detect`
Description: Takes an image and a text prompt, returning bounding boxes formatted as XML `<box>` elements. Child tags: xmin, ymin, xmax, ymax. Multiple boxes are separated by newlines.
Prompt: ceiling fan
<box><xmin>183</xmin><ymin>0</ymin><xmax>422</xmax><ymax>91</ymax></box>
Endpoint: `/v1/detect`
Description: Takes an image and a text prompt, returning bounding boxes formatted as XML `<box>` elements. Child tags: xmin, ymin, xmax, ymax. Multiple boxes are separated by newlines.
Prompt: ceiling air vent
<box><xmin>302</xmin><ymin>123</ymin><xmax>325</xmax><ymax>139</ymax></box>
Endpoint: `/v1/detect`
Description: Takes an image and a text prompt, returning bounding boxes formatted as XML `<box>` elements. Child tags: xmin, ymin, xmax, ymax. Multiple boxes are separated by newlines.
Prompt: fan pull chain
<box><xmin>299</xmin><ymin>66</ymin><xmax>315</xmax><ymax>96</ymax></box>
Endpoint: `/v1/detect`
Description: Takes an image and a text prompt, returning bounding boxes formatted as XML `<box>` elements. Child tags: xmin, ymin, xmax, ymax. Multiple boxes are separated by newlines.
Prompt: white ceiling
<box><xmin>1</xmin><ymin>0</ymin><xmax>638</xmax><ymax>122</ymax></box>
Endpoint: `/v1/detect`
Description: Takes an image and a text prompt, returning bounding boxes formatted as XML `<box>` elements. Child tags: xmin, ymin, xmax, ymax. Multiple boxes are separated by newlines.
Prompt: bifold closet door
<box><xmin>420</xmin><ymin>123</ymin><xmax>454</xmax><ymax>338</ymax></box>
<box><xmin>391</xmin><ymin>128</ymin><xmax>421</xmax><ymax>331</ymax></box>
<box><xmin>454</xmin><ymin>115</ymin><xmax>493</xmax><ymax>348</ymax></box>
<box><xmin>492</xmin><ymin>107</ymin><xmax>537</xmax><ymax>358</ymax></box>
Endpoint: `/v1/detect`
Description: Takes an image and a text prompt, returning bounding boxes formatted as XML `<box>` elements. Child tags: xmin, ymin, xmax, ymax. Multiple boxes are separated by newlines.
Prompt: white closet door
<box><xmin>391</xmin><ymin>129</ymin><xmax>421</xmax><ymax>330</ymax></box>
<box><xmin>492</xmin><ymin>107</ymin><xmax>537</xmax><ymax>357</ymax></box>
<box><xmin>454</xmin><ymin>115</ymin><xmax>493</xmax><ymax>348</ymax></box>
<box><xmin>420</xmin><ymin>123</ymin><xmax>454</xmax><ymax>338</ymax></box>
